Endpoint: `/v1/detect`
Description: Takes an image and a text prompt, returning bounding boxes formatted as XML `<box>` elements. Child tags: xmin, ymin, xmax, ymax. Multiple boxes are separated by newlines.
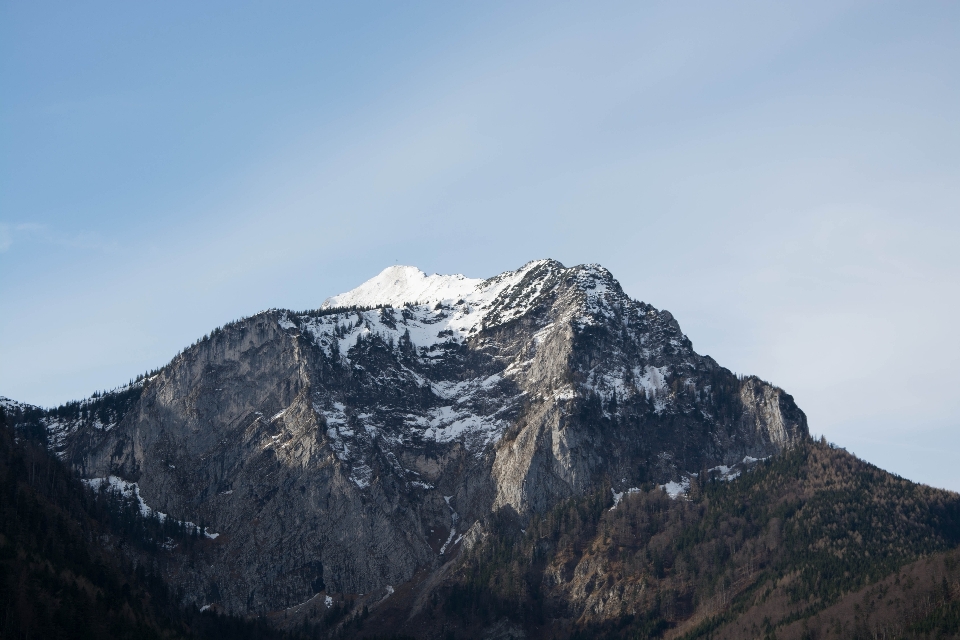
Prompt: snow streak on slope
<box><xmin>84</xmin><ymin>476</ymin><xmax>219</xmax><ymax>539</ymax></box>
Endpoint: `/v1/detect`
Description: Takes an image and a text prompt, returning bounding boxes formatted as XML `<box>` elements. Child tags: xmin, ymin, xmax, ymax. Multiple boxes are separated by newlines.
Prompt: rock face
<box><xmin>14</xmin><ymin>259</ymin><xmax>808</xmax><ymax>614</ymax></box>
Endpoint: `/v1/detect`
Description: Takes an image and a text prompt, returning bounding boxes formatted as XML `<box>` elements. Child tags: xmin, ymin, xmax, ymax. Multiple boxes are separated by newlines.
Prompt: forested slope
<box><xmin>356</xmin><ymin>440</ymin><xmax>960</xmax><ymax>639</ymax></box>
<box><xmin>0</xmin><ymin>405</ymin><xmax>296</xmax><ymax>640</ymax></box>
<box><xmin>5</xmin><ymin>399</ymin><xmax>960</xmax><ymax>639</ymax></box>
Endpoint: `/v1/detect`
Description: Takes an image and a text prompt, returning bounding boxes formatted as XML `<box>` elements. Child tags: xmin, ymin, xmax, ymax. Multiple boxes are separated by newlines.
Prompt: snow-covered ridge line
<box><xmin>322</xmin><ymin>259</ymin><xmax>555</xmax><ymax>310</ymax></box>
<box><xmin>0</xmin><ymin>397</ymin><xmax>37</xmax><ymax>412</ymax></box>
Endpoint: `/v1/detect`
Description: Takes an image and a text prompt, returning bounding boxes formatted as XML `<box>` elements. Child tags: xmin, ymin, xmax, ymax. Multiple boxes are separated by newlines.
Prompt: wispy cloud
<box><xmin>0</xmin><ymin>222</ymin><xmax>116</xmax><ymax>253</ymax></box>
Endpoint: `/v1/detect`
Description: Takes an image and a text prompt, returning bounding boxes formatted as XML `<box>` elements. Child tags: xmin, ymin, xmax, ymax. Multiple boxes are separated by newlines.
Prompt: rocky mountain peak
<box><xmin>6</xmin><ymin>259</ymin><xmax>808</xmax><ymax>614</ymax></box>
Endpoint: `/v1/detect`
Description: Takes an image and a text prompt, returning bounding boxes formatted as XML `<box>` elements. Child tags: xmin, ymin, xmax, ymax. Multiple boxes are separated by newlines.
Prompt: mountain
<box><xmin>6</xmin><ymin>259</ymin><xmax>956</xmax><ymax>639</ymax></box>
<box><xmin>11</xmin><ymin>259</ymin><xmax>805</xmax><ymax>616</ymax></box>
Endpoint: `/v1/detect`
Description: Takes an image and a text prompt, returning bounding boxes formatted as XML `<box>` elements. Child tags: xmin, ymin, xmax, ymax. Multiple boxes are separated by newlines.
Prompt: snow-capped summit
<box><xmin>311</xmin><ymin>260</ymin><xmax>569</xmax><ymax>353</ymax></box>
<box><xmin>321</xmin><ymin>259</ymin><xmax>560</xmax><ymax>311</ymax></box>
<box><xmin>322</xmin><ymin>265</ymin><xmax>482</xmax><ymax>309</ymax></box>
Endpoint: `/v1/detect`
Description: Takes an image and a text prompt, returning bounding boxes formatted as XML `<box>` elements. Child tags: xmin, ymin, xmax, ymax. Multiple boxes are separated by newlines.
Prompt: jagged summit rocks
<box><xmin>10</xmin><ymin>259</ymin><xmax>808</xmax><ymax>615</ymax></box>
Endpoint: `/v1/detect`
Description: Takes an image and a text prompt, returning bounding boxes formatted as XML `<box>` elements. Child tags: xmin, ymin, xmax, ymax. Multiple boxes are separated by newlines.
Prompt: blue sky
<box><xmin>2</xmin><ymin>1</ymin><xmax>959</xmax><ymax>489</ymax></box>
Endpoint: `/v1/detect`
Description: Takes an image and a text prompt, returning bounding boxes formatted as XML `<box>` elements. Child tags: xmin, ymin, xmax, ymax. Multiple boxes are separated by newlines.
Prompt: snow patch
<box><xmin>554</xmin><ymin>386</ymin><xmax>576</xmax><ymax>401</ymax></box>
<box><xmin>610</xmin><ymin>486</ymin><xmax>641</xmax><ymax>509</ymax></box>
<box><xmin>708</xmin><ymin>464</ymin><xmax>740</xmax><ymax>481</ymax></box>
<box><xmin>660</xmin><ymin>479</ymin><xmax>690</xmax><ymax>499</ymax></box>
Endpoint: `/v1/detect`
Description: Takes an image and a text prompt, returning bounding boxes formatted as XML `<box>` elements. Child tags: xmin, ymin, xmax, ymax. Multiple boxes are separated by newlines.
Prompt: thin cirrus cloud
<box><xmin>0</xmin><ymin>223</ymin><xmax>45</xmax><ymax>251</ymax></box>
<box><xmin>0</xmin><ymin>223</ymin><xmax>116</xmax><ymax>254</ymax></box>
